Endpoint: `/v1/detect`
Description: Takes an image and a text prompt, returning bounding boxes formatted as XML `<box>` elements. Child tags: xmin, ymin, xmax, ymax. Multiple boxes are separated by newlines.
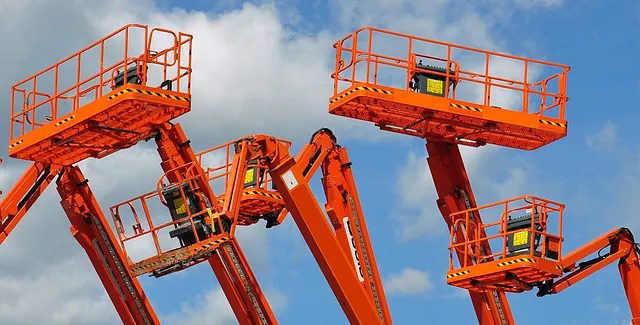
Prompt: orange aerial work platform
<box><xmin>445</xmin><ymin>196</ymin><xmax>565</xmax><ymax>293</ymax></box>
<box><xmin>328</xmin><ymin>27</ymin><xmax>571</xmax><ymax>150</ymax></box>
<box><xmin>109</xmin><ymin>137</ymin><xmax>288</xmax><ymax>278</ymax></box>
<box><xmin>445</xmin><ymin>195</ymin><xmax>640</xmax><ymax>324</ymax></box>
<box><xmin>326</xmin><ymin>27</ymin><xmax>574</xmax><ymax>324</ymax></box>
<box><xmin>201</xmin><ymin>139</ymin><xmax>289</xmax><ymax>228</ymax></box>
<box><xmin>8</xmin><ymin>24</ymin><xmax>193</xmax><ymax>165</ymax></box>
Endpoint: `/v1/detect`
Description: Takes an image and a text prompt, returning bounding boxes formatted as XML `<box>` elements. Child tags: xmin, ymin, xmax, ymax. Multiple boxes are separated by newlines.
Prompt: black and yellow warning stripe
<box><xmin>217</xmin><ymin>190</ymin><xmax>283</xmax><ymax>203</ymax></box>
<box><xmin>108</xmin><ymin>88</ymin><xmax>191</xmax><ymax>102</ymax></box>
<box><xmin>539</xmin><ymin>119</ymin><xmax>567</xmax><ymax>128</ymax></box>
<box><xmin>329</xmin><ymin>86</ymin><xmax>393</xmax><ymax>104</ymax></box>
<box><xmin>54</xmin><ymin>115</ymin><xmax>75</xmax><ymax>127</ymax></box>
<box><xmin>450</xmin><ymin>102</ymin><xmax>482</xmax><ymax>112</ymax></box>
<box><xmin>447</xmin><ymin>269</ymin><xmax>471</xmax><ymax>279</ymax></box>
<box><xmin>199</xmin><ymin>236</ymin><xmax>229</xmax><ymax>250</ymax></box>
<box><xmin>130</xmin><ymin>236</ymin><xmax>230</xmax><ymax>275</ymax></box>
<box><xmin>9</xmin><ymin>114</ymin><xmax>77</xmax><ymax>149</ymax></box>
<box><xmin>130</xmin><ymin>250</ymin><xmax>189</xmax><ymax>274</ymax></box>
<box><xmin>496</xmin><ymin>257</ymin><xmax>536</xmax><ymax>267</ymax></box>
<box><xmin>8</xmin><ymin>139</ymin><xmax>23</xmax><ymax>149</ymax></box>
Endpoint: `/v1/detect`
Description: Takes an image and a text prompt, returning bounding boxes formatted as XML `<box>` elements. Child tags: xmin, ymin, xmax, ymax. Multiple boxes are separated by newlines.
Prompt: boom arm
<box><xmin>298</xmin><ymin>129</ymin><xmax>392</xmax><ymax>323</ymax></box>
<box><xmin>153</xmin><ymin>122</ymin><xmax>278</xmax><ymax>325</ymax></box>
<box><xmin>0</xmin><ymin>158</ymin><xmax>163</xmax><ymax>324</ymax></box>
<box><xmin>537</xmin><ymin>227</ymin><xmax>640</xmax><ymax>324</ymax></box>
<box><xmin>426</xmin><ymin>141</ymin><xmax>515</xmax><ymax>325</ymax></box>
<box><xmin>56</xmin><ymin>165</ymin><xmax>161</xmax><ymax>325</ymax></box>
<box><xmin>229</xmin><ymin>128</ymin><xmax>392</xmax><ymax>325</ymax></box>
<box><xmin>0</xmin><ymin>161</ymin><xmax>62</xmax><ymax>245</ymax></box>
<box><xmin>0</xmin><ymin>123</ymin><xmax>280</xmax><ymax>325</ymax></box>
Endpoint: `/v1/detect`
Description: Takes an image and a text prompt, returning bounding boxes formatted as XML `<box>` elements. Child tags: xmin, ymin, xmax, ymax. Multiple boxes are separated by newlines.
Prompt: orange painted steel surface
<box><xmin>446</xmin><ymin>196</ymin><xmax>564</xmax><ymax>293</ymax></box>
<box><xmin>425</xmin><ymin>141</ymin><xmax>515</xmax><ymax>324</ymax></box>
<box><xmin>150</xmin><ymin>122</ymin><xmax>278</xmax><ymax>323</ymax></box>
<box><xmin>109</xmin><ymin>137</ymin><xmax>288</xmax><ymax>277</ymax></box>
<box><xmin>0</xmin><ymin>161</ymin><xmax>63</xmax><ymax>246</ymax></box>
<box><xmin>536</xmin><ymin>227</ymin><xmax>640</xmax><ymax>324</ymax></box>
<box><xmin>445</xmin><ymin>194</ymin><xmax>640</xmax><ymax>324</ymax></box>
<box><xmin>109</xmin><ymin>176</ymin><xmax>231</xmax><ymax>278</ymax></box>
<box><xmin>8</xmin><ymin>24</ymin><xmax>193</xmax><ymax>165</ymax></box>
<box><xmin>57</xmin><ymin>165</ymin><xmax>161</xmax><ymax>324</ymax></box>
<box><xmin>107</xmin><ymin>129</ymin><xmax>393</xmax><ymax>324</ymax></box>
<box><xmin>214</xmin><ymin>129</ymin><xmax>392</xmax><ymax>324</ymax></box>
<box><xmin>195</xmin><ymin>137</ymin><xmax>288</xmax><ymax>226</ymax></box>
<box><xmin>328</xmin><ymin>27</ymin><xmax>570</xmax><ymax>150</ymax></box>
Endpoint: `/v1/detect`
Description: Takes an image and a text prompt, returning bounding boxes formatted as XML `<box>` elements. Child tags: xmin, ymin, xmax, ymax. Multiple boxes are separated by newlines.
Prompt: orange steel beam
<box><xmin>217</xmin><ymin>238</ymin><xmax>277</xmax><ymax>324</ymax></box>
<box><xmin>536</xmin><ymin>228</ymin><xmax>640</xmax><ymax>324</ymax></box>
<box><xmin>295</xmin><ymin>128</ymin><xmax>392</xmax><ymax>323</ymax></box>
<box><xmin>0</xmin><ymin>161</ymin><xmax>62</xmax><ymax>245</ymax></box>
<box><xmin>226</xmin><ymin>129</ymin><xmax>391</xmax><ymax>325</ymax></box>
<box><xmin>208</xmin><ymin>248</ymin><xmax>255</xmax><ymax>325</ymax></box>
<box><xmin>426</xmin><ymin>141</ymin><xmax>514</xmax><ymax>325</ymax></box>
<box><xmin>153</xmin><ymin>122</ymin><xmax>277</xmax><ymax>324</ymax></box>
<box><xmin>55</xmin><ymin>165</ymin><xmax>160</xmax><ymax>325</ymax></box>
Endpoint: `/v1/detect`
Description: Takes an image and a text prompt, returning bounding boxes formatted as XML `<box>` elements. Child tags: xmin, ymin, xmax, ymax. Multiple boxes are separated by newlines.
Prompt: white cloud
<box><xmin>597</xmin><ymin>300</ymin><xmax>621</xmax><ymax>314</ymax></box>
<box><xmin>0</xmin><ymin>256</ymin><xmax>119</xmax><ymax>325</ymax></box>
<box><xmin>384</xmin><ymin>267</ymin><xmax>433</xmax><ymax>295</ymax></box>
<box><xmin>579</xmin><ymin>122</ymin><xmax>640</xmax><ymax>233</ymax></box>
<box><xmin>392</xmin><ymin>145</ymin><xmax>503</xmax><ymax>241</ymax></box>
<box><xmin>587</xmin><ymin>121</ymin><xmax>617</xmax><ymax>150</ymax></box>
<box><xmin>392</xmin><ymin>150</ymin><xmax>440</xmax><ymax>240</ymax></box>
<box><xmin>594</xmin><ymin>299</ymin><xmax>638</xmax><ymax>325</ymax></box>
<box><xmin>393</xmin><ymin>145</ymin><xmax>542</xmax><ymax>241</ymax></box>
<box><xmin>445</xmin><ymin>287</ymin><xmax>469</xmax><ymax>300</ymax></box>
<box><xmin>162</xmin><ymin>286</ymin><xmax>287</xmax><ymax>325</ymax></box>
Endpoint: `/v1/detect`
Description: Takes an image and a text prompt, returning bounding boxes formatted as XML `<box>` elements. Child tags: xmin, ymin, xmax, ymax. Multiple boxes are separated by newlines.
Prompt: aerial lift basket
<box><xmin>328</xmin><ymin>27</ymin><xmax>571</xmax><ymax>150</ymax></box>
<box><xmin>446</xmin><ymin>195</ymin><xmax>565</xmax><ymax>293</ymax></box>
<box><xmin>109</xmin><ymin>137</ymin><xmax>287</xmax><ymax>277</ymax></box>
<box><xmin>8</xmin><ymin>24</ymin><xmax>193</xmax><ymax>165</ymax></box>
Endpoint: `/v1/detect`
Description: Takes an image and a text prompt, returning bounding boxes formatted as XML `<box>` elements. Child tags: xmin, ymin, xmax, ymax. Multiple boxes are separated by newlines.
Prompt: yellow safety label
<box><xmin>427</xmin><ymin>79</ymin><xmax>444</xmax><ymax>95</ymax></box>
<box><xmin>174</xmin><ymin>198</ymin><xmax>187</xmax><ymax>215</ymax></box>
<box><xmin>513</xmin><ymin>230</ymin><xmax>529</xmax><ymax>246</ymax></box>
<box><xmin>244</xmin><ymin>168</ymin><xmax>255</xmax><ymax>184</ymax></box>
<box><xmin>207</xmin><ymin>208</ymin><xmax>219</xmax><ymax>227</ymax></box>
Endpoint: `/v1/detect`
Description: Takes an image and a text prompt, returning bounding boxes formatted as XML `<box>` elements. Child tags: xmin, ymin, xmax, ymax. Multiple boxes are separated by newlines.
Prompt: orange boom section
<box><xmin>329</xmin><ymin>27</ymin><xmax>570</xmax><ymax>150</ymax></box>
<box><xmin>446</xmin><ymin>195</ymin><xmax>565</xmax><ymax>293</ymax></box>
<box><xmin>445</xmin><ymin>195</ymin><xmax>640</xmax><ymax>324</ymax></box>
<box><xmin>197</xmin><ymin>138</ymin><xmax>288</xmax><ymax>228</ymax></box>
<box><xmin>109</xmin><ymin>136</ymin><xmax>287</xmax><ymax>278</ymax></box>
<box><xmin>8</xmin><ymin>24</ymin><xmax>193</xmax><ymax>165</ymax></box>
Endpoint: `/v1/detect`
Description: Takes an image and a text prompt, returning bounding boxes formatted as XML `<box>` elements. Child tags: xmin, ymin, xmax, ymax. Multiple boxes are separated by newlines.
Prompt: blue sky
<box><xmin>1</xmin><ymin>0</ymin><xmax>640</xmax><ymax>324</ymax></box>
